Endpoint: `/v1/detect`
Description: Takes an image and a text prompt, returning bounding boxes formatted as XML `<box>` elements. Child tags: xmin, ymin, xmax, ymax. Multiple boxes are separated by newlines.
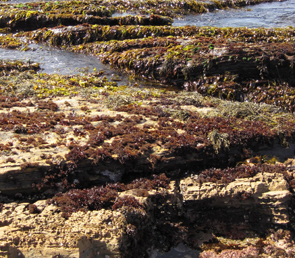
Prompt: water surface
<box><xmin>0</xmin><ymin>43</ymin><xmax>109</xmax><ymax>74</ymax></box>
<box><xmin>173</xmin><ymin>0</ymin><xmax>295</xmax><ymax>28</ymax></box>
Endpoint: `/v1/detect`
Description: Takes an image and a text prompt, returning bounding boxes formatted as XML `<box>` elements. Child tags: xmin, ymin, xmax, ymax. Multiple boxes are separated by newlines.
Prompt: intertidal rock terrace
<box><xmin>0</xmin><ymin>0</ymin><xmax>295</xmax><ymax>257</ymax></box>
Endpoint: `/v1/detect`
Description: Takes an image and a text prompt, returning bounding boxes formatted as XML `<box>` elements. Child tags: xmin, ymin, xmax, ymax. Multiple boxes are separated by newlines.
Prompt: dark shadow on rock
<box><xmin>8</xmin><ymin>246</ymin><xmax>25</xmax><ymax>258</ymax></box>
<box><xmin>78</xmin><ymin>236</ymin><xmax>117</xmax><ymax>258</ymax></box>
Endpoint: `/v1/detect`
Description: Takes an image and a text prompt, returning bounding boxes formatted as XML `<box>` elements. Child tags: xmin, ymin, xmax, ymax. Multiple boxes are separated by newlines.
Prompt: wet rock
<box><xmin>3</xmin><ymin>13</ymin><xmax>173</xmax><ymax>32</ymax></box>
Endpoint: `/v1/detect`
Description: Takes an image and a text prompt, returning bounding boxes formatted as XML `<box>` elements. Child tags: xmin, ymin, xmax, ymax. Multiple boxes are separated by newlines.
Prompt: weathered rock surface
<box><xmin>0</xmin><ymin>202</ymin><xmax>125</xmax><ymax>257</ymax></box>
<box><xmin>1</xmin><ymin>172</ymin><xmax>294</xmax><ymax>257</ymax></box>
<box><xmin>181</xmin><ymin>172</ymin><xmax>291</xmax><ymax>235</ymax></box>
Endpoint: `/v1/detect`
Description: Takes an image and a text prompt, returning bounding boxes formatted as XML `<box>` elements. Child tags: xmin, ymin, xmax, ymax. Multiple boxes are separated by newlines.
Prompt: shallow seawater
<box><xmin>112</xmin><ymin>12</ymin><xmax>138</xmax><ymax>17</ymax></box>
<box><xmin>0</xmin><ymin>43</ymin><xmax>111</xmax><ymax>75</ymax></box>
<box><xmin>0</xmin><ymin>41</ymin><xmax>174</xmax><ymax>88</ymax></box>
<box><xmin>0</xmin><ymin>42</ymin><xmax>136</xmax><ymax>85</ymax></box>
<box><xmin>173</xmin><ymin>0</ymin><xmax>295</xmax><ymax>28</ymax></box>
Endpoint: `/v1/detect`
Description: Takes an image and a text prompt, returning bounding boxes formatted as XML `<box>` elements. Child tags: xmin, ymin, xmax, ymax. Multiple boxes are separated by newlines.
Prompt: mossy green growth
<box><xmin>105</xmin><ymin>94</ymin><xmax>135</xmax><ymax>109</ymax></box>
<box><xmin>0</xmin><ymin>60</ymin><xmax>118</xmax><ymax>99</ymax></box>
<box><xmin>0</xmin><ymin>34</ymin><xmax>27</xmax><ymax>50</ymax></box>
<box><xmin>1</xmin><ymin>0</ymin><xmax>285</xmax><ymax>19</ymax></box>
<box><xmin>207</xmin><ymin>129</ymin><xmax>230</xmax><ymax>154</ymax></box>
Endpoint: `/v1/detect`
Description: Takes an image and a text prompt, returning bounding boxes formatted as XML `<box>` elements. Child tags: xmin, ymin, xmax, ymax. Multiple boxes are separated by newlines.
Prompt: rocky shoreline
<box><xmin>1</xmin><ymin>168</ymin><xmax>295</xmax><ymax>257</ymax></box>
<box><xmin>0</xmin><ymin>0</ymin><xmax>295</xmax><ymax>257</ymax></box>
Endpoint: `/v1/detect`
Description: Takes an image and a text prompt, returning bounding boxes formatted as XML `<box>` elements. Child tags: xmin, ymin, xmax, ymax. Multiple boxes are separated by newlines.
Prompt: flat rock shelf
<box><xmin>0</xmin><ymin>0</ymin><xmax>295</xmax><ymax>257</ymax></box>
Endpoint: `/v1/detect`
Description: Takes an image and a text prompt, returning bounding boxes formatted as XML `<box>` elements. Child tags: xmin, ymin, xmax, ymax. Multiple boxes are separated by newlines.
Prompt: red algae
<box><xmin>46</xmin><ymin>173</ymin><xmax>169</xmax><ymax>218</ymax></box>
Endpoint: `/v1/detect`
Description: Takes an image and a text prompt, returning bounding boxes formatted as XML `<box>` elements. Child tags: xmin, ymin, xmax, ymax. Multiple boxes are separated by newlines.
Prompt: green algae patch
<box><xmin>7</xmin><ymin>25</ymin><xmax>295</xmax><ymax>114</ymax></box>
<box><xmin>0</xmin><ymin>61</ymin><xmax>117</xmax><ymax>99</ymax></box>
<box><xmin>0</xmin><ymin>0</ymin><xmax>284</xmax><ymax>23</ymax></box>
<box><xmin>23</xmin><ymin>25</ymin><xmax>295</xmax><ymax>47</ymax></box>
<box><xmin>0</xmin><ymin>34</ymin><xmax>29</xmax><ymax>50</ymax></box>
<box><xmin>0</xmin><ymin>59</ymin><xmax>39</xmax><ymax>73</ymax></box>
<box><xmin>1</xmin><ymin>13</ymin><xmax>173</xmax><ymax>32</ymax></box>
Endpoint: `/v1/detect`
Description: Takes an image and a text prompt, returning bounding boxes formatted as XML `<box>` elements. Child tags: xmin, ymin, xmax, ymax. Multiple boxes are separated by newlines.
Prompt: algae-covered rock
<box><xmin>0</xmin><ymin>0</ymin><xmax>295</xmax><ymax>257</ymax></box>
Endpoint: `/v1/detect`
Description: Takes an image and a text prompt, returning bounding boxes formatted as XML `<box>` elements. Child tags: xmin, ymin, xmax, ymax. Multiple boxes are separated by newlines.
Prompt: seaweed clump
<box><xmin>197</xmin><ymin>162</ymin><xmax>292</xmax><ymax>187</ymax></box>
<box><xmin>36</xmin><ymin>100</ymin><xmax>58</xmax><ymax>111</ymax></box>
<box><xmin>28</xmin><ymin>204</ymin><xmax>40</xmax><ymax>214</ymax></box>
<box><xmin>47</xmin><ymin>174</ymin><xmax>170</xmax><ymax>218</ymax></box>
<box><xmin>0</xmin><ymin>61</ymin><xmax>118</xmax><ymax>100</ymax></box>
<box><xmin>0</xmin><ymin>60</ymin><xmax>39</xmax><ymax>74</ymax></box>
